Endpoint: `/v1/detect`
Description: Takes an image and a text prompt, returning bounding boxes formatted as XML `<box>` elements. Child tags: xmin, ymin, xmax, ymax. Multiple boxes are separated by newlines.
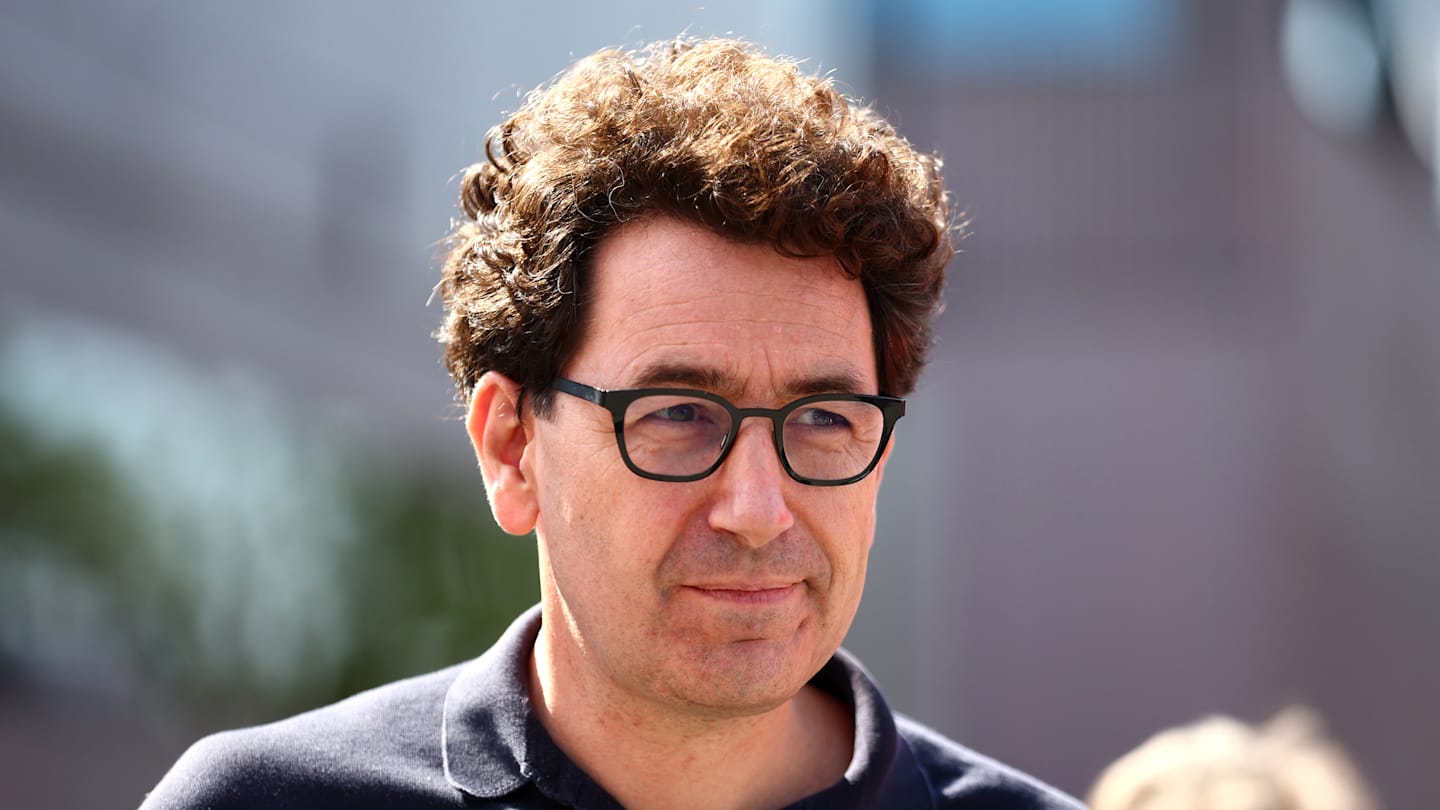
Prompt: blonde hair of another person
<box><xmin>1088</xmin><ymin>707</ymin><xmax>1381</xmax><ymax>810</ymax></box>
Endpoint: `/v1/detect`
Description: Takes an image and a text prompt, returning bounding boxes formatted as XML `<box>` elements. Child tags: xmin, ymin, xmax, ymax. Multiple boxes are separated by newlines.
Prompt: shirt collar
<box><xmin>441</xmin><ymin>603</ymin><xmax>540</xmax><ymax>798</ymax></box>
<box><xmin>813</xmin><ymin>645</ymin><xmax>933</xmax><ymax>807</ymax></box>
<box><xmin>440</xmin><ymin>604</ymin><xmax>932</xmax><ymax>808</ymax></box>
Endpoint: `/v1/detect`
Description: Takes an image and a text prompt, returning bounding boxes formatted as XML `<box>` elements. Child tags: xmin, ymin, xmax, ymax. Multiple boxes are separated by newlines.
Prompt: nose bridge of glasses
<box><xmin>728</xmin><ymin>403</ymin><xmax>792</xmax><ymax>444</ymax></box>
<box><xmin>726</xmin><ymin>407</ymin><xmax>786</xmax><ymax>450</ymax></box>
<box><xmin>710</xmin><ymin>410</ymin><xmax>790</xmax><ymax>484</ymax></box>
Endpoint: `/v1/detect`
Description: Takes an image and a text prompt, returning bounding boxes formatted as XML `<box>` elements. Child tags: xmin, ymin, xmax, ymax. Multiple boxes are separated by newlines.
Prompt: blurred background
<box><xmin>2</xmin><ymin>0</ymin><xmax>1438</xmax><ymax>807</ymax></box>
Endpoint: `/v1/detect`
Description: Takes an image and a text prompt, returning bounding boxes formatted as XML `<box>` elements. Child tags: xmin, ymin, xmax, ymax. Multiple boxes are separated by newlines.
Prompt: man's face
<box><xmin>519</xmin><ymin>216</ymin><xmax>889</xmax><ymax>718</ymax></box>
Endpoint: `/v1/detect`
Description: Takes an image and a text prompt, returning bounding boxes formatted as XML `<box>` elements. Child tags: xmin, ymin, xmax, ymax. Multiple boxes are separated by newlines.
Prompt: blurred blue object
<box><xmin>874</xmin><ymin>0</ymin><xmax>1180</xmax><ymax>77</ymax></box>
<box><xmin>1281</xmin><ymin>0</ymin><xmax>1387</xmax><ymax>136</ymax></box>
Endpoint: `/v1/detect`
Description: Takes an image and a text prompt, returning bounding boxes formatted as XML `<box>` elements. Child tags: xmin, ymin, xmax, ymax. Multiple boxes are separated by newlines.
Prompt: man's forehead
<box><xmin>587</xmin><ymin>216</ymin><xmax>856</xmax><ymax>296</ymax></box>
<box><xmin>627</xmin><ymin>361</ymin><xmax>868</xmax><ymax>398</ymax></box>
<box><xmin>564</xmin><ymin>216</ymin><xmax>879</xmax><ymax>394</ymax></box>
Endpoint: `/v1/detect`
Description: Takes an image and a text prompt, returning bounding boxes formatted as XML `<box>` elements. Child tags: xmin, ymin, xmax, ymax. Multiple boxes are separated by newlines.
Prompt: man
<box><xmin>143</xmin><ymin>37</ymin><xmax>1082</xmax><ymax>809</ymax></box>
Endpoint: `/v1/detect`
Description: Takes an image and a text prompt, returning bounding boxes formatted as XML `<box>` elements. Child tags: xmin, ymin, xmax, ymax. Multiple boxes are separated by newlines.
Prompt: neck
<box><xmin>528</xmin><ymin>618</ymin><xmax>854</xmax><ymax>810</ymax></box>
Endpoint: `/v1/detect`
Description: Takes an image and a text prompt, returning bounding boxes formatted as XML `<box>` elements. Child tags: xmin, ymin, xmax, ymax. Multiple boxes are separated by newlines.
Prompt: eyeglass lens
<box><xmin>620</xmin><ymin>394</ymin><xmax>886</xmax><ymax>482</ymax></box>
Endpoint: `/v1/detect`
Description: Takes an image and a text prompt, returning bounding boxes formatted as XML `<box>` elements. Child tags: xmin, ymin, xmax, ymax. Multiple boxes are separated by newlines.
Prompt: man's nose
<box><xmin>706</xmin><ymin>418</ymin><xmax>796</xmax><ymax>548</ymax></box>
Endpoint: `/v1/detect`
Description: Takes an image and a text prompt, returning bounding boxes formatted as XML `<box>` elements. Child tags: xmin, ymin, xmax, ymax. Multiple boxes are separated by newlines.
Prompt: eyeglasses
<box><xmin>549</xmin><ymin>377</ymin><xmax>904</xmax><ymax>486</ymax></box>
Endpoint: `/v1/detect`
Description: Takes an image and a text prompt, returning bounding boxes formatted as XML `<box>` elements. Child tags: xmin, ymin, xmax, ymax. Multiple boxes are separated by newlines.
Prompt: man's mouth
<box><xmin>684</xmin><ymin>582</ymin><xmax>803</xmax><ymax>604</ymax></box>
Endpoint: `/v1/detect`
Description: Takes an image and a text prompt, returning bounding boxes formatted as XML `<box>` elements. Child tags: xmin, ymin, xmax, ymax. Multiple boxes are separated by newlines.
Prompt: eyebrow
<box><xmin>629</xmin><ymin>362</ymin><xmax>867</xmax><ymax>398</ymax></box>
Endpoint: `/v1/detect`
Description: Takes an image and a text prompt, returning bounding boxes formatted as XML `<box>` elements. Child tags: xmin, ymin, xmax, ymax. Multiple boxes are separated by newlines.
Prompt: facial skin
<box><xmin>473</xmin><ymin>216</ymin><xmax>890</xmax><ymax>728</ymax></box>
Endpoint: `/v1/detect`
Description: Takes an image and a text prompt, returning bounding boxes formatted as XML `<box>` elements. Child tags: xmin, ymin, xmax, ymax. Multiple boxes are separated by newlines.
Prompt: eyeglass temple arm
<box><xmin>551</xmin><ymin>377</ymin><xmax>606</xmax><ymax>406</ymax></box>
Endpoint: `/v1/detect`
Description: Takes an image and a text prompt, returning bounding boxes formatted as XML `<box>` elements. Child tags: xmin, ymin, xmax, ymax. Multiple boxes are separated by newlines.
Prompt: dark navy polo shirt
<box><xmin>141</xmin><ymin>605</ymin><xmax>1083</xmax><ymax>809</ymax></box>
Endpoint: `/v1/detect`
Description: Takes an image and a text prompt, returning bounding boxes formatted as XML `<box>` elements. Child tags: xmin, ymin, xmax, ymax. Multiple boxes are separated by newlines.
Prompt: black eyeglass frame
<box><xmin>550</xmin><ymin>377</ymin><xmax>905</xmax><ymax>486</ymax></box>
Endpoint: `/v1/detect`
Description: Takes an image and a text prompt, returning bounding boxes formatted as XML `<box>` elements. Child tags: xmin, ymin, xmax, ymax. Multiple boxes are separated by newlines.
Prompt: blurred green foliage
<box><xmin>331</xmin><ymin>464</ymin><xmax>540</xmax><ymax>709</ymax></box>
<box><xmin>0</xmin><ymin>333</ymin><xmax>537</xmax><ymax>723</ymax></box>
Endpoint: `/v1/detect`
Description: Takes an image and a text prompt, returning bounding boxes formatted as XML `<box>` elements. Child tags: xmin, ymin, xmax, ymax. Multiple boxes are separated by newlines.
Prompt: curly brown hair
<box><xmin>437</xmin><ymin>37</ymin><xmax>955</xmax><ymax>414</ymax></box>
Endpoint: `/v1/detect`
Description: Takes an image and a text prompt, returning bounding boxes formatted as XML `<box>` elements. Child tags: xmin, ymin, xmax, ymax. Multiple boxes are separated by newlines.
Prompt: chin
<box><xmin>663</xmin><ymin>638</ymin><xmax>827</xmax><ymax>717</ymax></box>
<box><xmin>673</xmin><ymin>683</ymin><xmax>799</xmax><ymax>720</ymax></box>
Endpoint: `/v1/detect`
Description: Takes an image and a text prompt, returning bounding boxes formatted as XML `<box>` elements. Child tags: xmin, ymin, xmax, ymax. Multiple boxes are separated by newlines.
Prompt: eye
<box><xmin>629</xmin><ymin>396</ymin><xmax>726</xmax><ymax>429</ymax></box>
<box><xmin>793</xmin><ymin>407</ymin><xmax>851</xmax><ymax>429</ymax></box>
<box><xmin>653</xmin><ymin>403</ymin><xmax>702</xmax><ymax>422</ymax></box>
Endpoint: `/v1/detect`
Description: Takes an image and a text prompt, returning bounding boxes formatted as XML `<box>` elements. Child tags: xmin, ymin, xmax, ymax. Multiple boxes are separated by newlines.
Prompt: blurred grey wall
<box><xmin>849</xmin><ymin>1</ymin><xmax>1440</xmax><ymax>807</ymax></box>
<box><xmin>0</xmin><ymin>0</ymin><xmax>871</xmax><ymax>472</ymax></box>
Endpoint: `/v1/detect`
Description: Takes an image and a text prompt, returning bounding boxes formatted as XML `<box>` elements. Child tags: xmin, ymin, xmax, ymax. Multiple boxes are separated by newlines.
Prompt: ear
<box><xmin>467</xmin><ymin>371</ymin><xmax>539</xmax><ymax>536</ymax></box>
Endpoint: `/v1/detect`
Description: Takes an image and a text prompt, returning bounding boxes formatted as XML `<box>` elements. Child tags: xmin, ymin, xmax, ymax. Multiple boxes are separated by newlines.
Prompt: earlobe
<box><xmin>467</xmin><ymin>371</ymin><xmax>539</xmax><ymax>536</ymax></box>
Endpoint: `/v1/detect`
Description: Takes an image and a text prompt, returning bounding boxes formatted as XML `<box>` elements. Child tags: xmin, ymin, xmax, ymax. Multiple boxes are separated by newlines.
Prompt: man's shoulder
<box><xmin>140</xmin><ymin>664</ymin><xmax>467</xmax><ymax>809</ymax></box>
<box><xmin>895</xmin><ymin>715</ymin><xmax>1087</xmax><ymax>809</ymax></box>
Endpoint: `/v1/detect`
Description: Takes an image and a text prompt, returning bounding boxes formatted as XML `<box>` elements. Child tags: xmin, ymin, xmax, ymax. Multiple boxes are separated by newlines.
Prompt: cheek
<box><xmin>826</xmin><ymin>487</ymin><xmax>879</xmax><ymax>553</ymax></box>
<box><xmin>535</xmin><ymin>449</ymin><xmax>687</xmax><ymax>590</ymax></box>
<box><xmin>804</xmin><ymin>488</ymin><xmax>878</xmax><ymax>598</ymax></box>
<box><xmin>530</xmin><ymin>423</ymin><xmax>614</xmax><ymax>526</ymax></box>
